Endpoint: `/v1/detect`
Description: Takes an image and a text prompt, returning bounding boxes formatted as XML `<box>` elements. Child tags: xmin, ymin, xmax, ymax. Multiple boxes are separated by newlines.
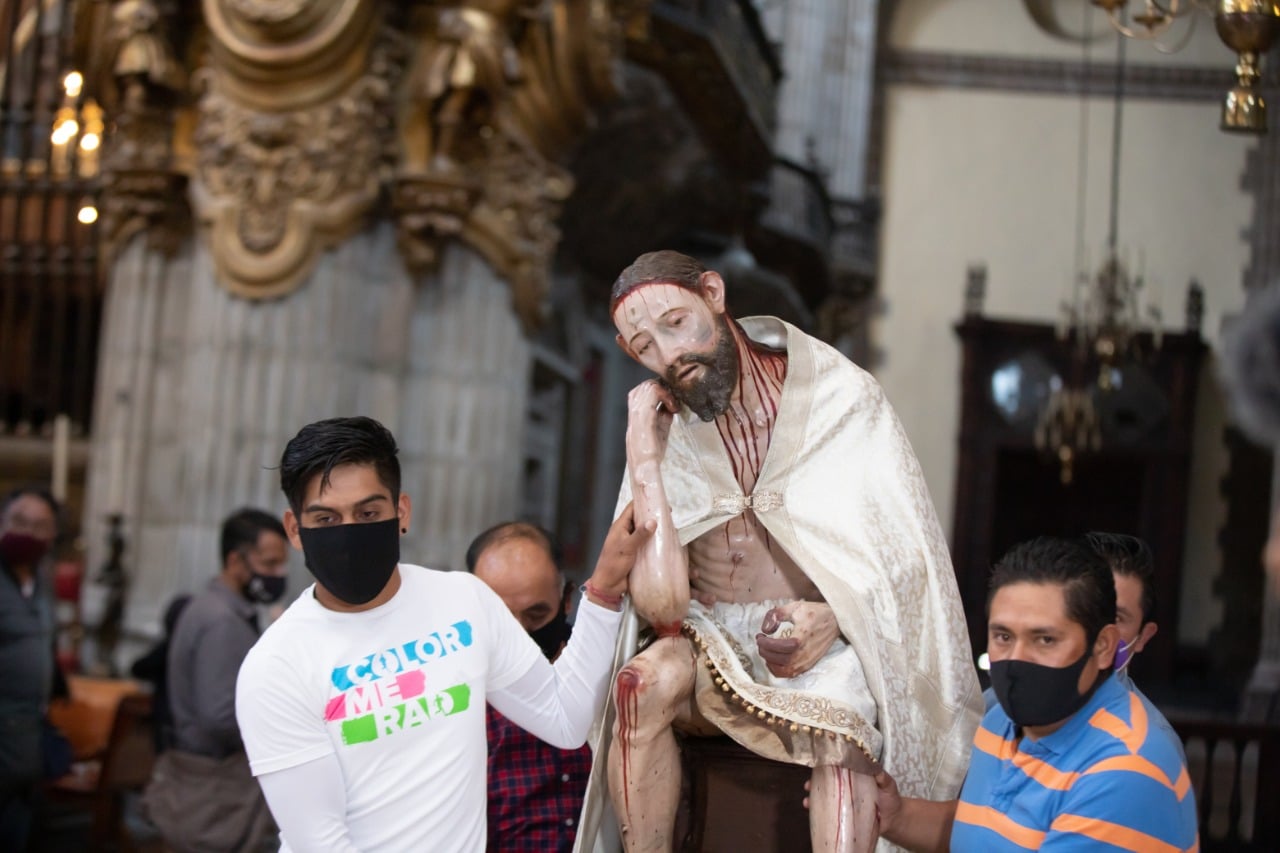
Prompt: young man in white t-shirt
<box><xmin>235</xmin><ymin>416</ymin><xmax>649</xmax><ymax>852</ymax></box>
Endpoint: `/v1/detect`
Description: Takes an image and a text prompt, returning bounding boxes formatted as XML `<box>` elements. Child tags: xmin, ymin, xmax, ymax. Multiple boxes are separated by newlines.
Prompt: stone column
<box><xmin>76</xmin><ymin>0</ymin><xmax>638</xmax><ymax>663</ymax></box>
<box><xmin>82</xmin><ymin>228</ymin><xmax>527</xmax><ymax>648</ymax></box>
<box><xmin>398</xmin><ymin>244</ymin><xmax>530</xmax><ymax>570</ymax></box>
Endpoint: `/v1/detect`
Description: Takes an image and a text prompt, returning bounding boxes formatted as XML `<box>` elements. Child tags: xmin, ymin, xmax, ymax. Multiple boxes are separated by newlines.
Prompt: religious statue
<box><xmin>399</xmin><ymin>0</ymin><xmax>539</xmax><ymax>175</ymax></box>
<box><xmin>589</xmin><ymin>250</ymin><xmax>983</xmax><ymax>852</ymax></box>
<box><xmin>109</xmin><ymin>0</ymin><xmax>185</xmax><ymax>113</ymax></box>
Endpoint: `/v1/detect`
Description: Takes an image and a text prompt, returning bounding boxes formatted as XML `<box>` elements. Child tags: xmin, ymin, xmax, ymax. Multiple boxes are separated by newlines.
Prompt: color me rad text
<box><xmin>330</xmin><ymin>620</ymin><xmax>474</xmax><ymax>690</ymax></box>
<box><xmin>323</xmin><ymin>619</ymin><xmax>476</xmax><ymax>747</ymax></box>
<box><xmin>332</xmin><ymin>680</ymin><xmax>472</xmax><ymax>746</ymax></box>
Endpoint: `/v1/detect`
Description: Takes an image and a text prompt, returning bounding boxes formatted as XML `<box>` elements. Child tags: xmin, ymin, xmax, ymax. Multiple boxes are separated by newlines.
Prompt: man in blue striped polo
<box><xmin>872</xmin><ymin>536</ymin><xmax>1197</xmax><ymax>851</ymax></box>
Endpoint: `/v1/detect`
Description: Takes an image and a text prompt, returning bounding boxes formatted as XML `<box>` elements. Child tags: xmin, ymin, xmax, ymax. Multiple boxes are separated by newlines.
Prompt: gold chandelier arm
<box><xmin>1098</xmin><ymin>0</ymin><xmax>1178</xmax><ymax>38</ymax></box>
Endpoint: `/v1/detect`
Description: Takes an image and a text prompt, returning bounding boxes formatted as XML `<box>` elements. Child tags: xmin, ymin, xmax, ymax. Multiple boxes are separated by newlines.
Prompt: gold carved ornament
<box><xmin>191</xmin><ymin>0</ymin><xmax>385</xmax><ymax>299</ymax></box>
<box><xmin>83</xmin><ymin>0</ymin><xmax>649</xmax><ymax>311</ymax></box>
<box><xmin>80</xmin><ymin>0</ymin><xmax>192</xmax><ymax>265</ymax></box>
<box><xmin>392</xmin><ymin>0</ymin><xmax>648</xmax><ymax>328</ymax></box>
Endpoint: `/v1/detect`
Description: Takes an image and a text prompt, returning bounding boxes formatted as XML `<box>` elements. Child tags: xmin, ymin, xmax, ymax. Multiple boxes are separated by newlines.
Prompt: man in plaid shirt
<box><xmin>469</xmin><ymin>517</ymin><xmax>632</xmax><ymax>851</ymax></box>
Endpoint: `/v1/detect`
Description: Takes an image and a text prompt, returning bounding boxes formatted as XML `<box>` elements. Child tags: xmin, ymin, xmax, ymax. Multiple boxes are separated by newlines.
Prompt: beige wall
<box><xmin>876</xmin><ymin>1</ymin><xmax>1255</xmax><ymax>644</ymax></box>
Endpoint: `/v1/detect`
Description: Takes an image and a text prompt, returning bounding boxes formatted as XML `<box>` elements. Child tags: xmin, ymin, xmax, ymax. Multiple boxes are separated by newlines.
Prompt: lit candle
<box><xmin>51</xmin><ymin>414</ymin><xmax>70</xmax><ymax>502</ymax></box>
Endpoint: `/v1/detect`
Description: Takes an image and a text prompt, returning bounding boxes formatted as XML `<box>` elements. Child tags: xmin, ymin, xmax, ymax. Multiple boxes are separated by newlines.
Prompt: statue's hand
<box><xmin>625</xmin><ymin>380</ymin><xmax>678</xmax><ymax>466</ymax></box>
<box><xmin>755</xmin><ymin>601</ymin><xmax>839</xmax><ymax>679</ymax></box>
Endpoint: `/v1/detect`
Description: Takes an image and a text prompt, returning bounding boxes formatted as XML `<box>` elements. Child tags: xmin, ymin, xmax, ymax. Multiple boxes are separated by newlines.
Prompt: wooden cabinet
<box><xmin>950</xmin><ymin>316</ymin><xmax>1206</xmax><ymax>687</ymax></box>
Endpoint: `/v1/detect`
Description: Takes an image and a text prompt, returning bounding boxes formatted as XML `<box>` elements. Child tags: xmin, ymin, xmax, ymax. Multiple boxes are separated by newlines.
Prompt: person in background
<box><xmin>128</xmin><ymin>593</ymin><xmax>192</xmax><ymax>751</ymax></box>
<box><xmin>873</xmin><ymin>537</ymin><xmax>1197</xmax><ymax>852</ymax></box>
<box><xmin>1085</xmin><ymin>531</ymin><xmax>1185</xmax><ymax>762</ymax></box>
<box><xmin>0</xmin><ymin>487</ymin><xmax>60</xmax><ymax>851</ymax></box>
<box><xmin>1084</xmin><ymin>532</ymin><xmax>1158</xmax><ymax>685</ymax></box>
<box><xmin>466</xmin><ymin>521</ymin><xmax>604</xmax><ymax>852</ymax></box>
<box><xmin>142</xmin><ymin>508</ymin><xmax>289</xmax><ymax>852</ymax></box>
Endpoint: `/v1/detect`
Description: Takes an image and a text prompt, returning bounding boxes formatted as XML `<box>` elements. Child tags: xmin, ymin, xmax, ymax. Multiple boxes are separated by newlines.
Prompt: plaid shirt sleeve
<box><xmin>486</xmin><ymin>705</ymin><xmax>594</xmax><ymax>853</ymax></box>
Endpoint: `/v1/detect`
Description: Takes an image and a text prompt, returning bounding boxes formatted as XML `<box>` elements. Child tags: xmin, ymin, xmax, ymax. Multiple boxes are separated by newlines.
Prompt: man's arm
<box><xmin>485</xmin><ymin>505</ymin><xmax>650</xmax><ymax>746</ymax></box>
<box><xmin>874</xmin><ymin>770</ymin><xmax>955</xmax><ymax>853</ymax></box>
<box><xmin>191</xmin><ymin>615</ymin><xmax>258</xmax><ymax>754</ymax></box>
<box><xmin>257</xmin><ymin>753</ymin><xmax>362</xmax><ymax>852</ymax></box>
<box><xmin>237</xmin><ymin>645</ymin><xmax>345</xmax><ymax>847</ymax></box>
<box><xmin>581</xmin><ymin>500</ymin><xmax>653</xmax><ymax>608</ymax></box>
<box><xmin>625</xmin><ymin>379</ymin><xmax>689</xmax><ymax>632</ymax></box>
<box><xmin>487</xmin><ymin>596</ymin><xmax>623</xmax><ymax>749</ymax></box>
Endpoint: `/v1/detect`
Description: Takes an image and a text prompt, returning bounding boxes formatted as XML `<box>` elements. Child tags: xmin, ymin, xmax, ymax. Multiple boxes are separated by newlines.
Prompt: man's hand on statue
<box><xmin>754</xmin><ymin>601</ymin><xmax>839</xmax><ymax>678</ymax></box>
<box><xmin>585</xmin><ymin>501</ymin><xmax>655</xmax><ymax>609</ymax></box>
<box><xmin>625</xmin><ymin>380</ymin><xmax>677</xmax><ymax>465</ymax></box>
<box><xmin>872</xmin><ymin>770</ymin><xmax>902</xmax><ymax>838</ymax></box>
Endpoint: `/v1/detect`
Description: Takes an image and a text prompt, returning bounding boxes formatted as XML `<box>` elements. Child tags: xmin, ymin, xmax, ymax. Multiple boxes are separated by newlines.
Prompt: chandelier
<box><xmin>1090</xmin><ymin>0</ymin><xmax>1280</xmax><ymax>133</ymax></box>
<box><xmin>1035</xmin><ymin>26</ymin><xmax>1163</xmax><ymax>485</ymax></box>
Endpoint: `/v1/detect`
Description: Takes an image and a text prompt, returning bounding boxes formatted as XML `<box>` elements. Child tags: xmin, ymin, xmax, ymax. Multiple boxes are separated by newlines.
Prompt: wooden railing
<box><xmin>1169</xmin><ymin>715</ymin><xmax>1280</xmax><ymax>851</ymax></box>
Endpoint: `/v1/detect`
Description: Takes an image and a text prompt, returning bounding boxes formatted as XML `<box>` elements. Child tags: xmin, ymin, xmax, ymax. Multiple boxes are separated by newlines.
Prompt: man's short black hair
<box><xmin>1</xmin><ymin>485</ymin><xmax>62</xmax><ymax>532</ymax></box>
<box><xmin>219</xmin><ymin>507</ymin><xmax>287</xmax><ymax>565</ymax></box>
<box><xmin>464</xmin><ymin>521</ymin><xmax>561</xmax><ymax>573</ymax></box>
<box><xmin>987</xmin><ymin>536</ymin><xmax>1117</xmax><ymax>645</ymax></box>
<box><xmin>279</xmin><ymin>416</ymin><xmax>401</xmax><ymax>514</ymax></box>
<box><xmin>1086</xmin><ymin>531</ymin><xmax>1156</xmax><ymax>624</ymax></box>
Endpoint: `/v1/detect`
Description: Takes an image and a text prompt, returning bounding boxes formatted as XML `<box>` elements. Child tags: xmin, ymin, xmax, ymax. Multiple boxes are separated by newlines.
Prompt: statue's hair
<box><xmin>1221</xmin><ymin>283</ymin><xmax>1280</xmax><ymax>446</ymax></box>
<box><xmin>610</xmin><ymin>250</ymin><xmax>707</xmax><ymax>313</ymax></box>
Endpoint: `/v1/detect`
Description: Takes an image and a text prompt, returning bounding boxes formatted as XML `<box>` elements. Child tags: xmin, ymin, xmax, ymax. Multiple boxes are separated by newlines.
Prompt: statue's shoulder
<box><xmin>767</xmin><ymin>320</ymin><xmax>884</xmax><ymax>408</ymax></box>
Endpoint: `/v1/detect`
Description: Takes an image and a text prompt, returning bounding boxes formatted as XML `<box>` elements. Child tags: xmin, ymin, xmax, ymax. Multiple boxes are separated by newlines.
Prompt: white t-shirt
<box><xmin>235</xmin><ymin>564</ymin><xmax>620</xmax><ymax>852</ymax></box>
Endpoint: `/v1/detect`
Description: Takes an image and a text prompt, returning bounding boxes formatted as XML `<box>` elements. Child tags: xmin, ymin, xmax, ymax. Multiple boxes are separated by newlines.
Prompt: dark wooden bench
<box><xmin>674</xmin><ymin>734</ymin><xmax>812</xmax><ymax>852</ymax></box>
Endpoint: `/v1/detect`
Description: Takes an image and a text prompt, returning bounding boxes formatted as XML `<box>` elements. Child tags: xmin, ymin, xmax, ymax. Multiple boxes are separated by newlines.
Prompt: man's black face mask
<box><xmin>989</xmin><ymin>645</ymin><xmax>1104</xmax><ymax>728</ymax></box>
<box><xmin>298</xmin><ymin>518</ymin><xmax>400</xmax><ymax>605</ymax></box>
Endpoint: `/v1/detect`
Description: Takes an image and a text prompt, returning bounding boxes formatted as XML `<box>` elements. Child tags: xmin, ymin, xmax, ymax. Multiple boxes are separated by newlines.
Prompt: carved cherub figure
<box><xmin>399</xmin><ymin>0</ymin><xmax>542</xmax><ymax>174</ymax></box>
<box><xmin>109</xmin><ymin>0</ymin><xmax>184</xmax><ymax>113</ymax></box>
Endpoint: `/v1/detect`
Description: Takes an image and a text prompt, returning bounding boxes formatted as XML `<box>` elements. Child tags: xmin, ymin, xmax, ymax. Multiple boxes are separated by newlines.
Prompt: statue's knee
<box><xmin>614</xmin><ymin>665</ymin><xmax>647</xmax><ymax>708</ymax></box>
<box><xmin>613</xmin><ymin>663</ymin><xmax>674</xmax><ymax>724</ymax></box>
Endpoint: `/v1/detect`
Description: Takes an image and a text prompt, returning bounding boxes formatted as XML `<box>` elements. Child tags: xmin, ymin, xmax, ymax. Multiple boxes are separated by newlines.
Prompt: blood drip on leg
<box><xmin>615</xmin><ymin>668</ymin><xmax>641</xmax><ymax>816</ymax></box>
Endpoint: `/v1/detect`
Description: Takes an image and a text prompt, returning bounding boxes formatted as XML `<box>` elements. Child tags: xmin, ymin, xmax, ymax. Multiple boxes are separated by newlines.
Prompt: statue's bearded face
<box><xmin>613</xmin><ymin>284</ymin><xmax>739</xmax><ymax>421</ymax></box>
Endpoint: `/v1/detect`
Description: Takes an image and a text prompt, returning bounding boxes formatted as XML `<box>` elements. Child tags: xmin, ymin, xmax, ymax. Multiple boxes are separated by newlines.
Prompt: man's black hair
<box><xmin>1</xmin><ymin>485</ymin><xmax>62</xmax><ymax>533</ymax></box>
<box><xmin>279</xmin><ymin>416</ymin><xmax>401</xmax><ymax>514</ymax></box>
<box><xmin>1085</xmin><ymin>531</ymin><xmax>1156</xmax><ymax>624</ymax></box>
<box><xmin>465</xmin><ymin>521</ymin><xmax>561</xmax><ymax>573</ymax></box>
<box><xmin>987</xmin><ymin>536</ymin><xmax>1117</xmax><ymax>645</ymax></box>
<box><xmin>219</xmin><ymin>507</ymin><xmax>287</xmax><ymax>565</ymax></box>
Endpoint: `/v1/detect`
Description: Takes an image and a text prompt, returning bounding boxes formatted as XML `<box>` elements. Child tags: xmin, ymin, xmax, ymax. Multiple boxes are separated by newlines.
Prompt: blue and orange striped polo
<box><xmin>952</xmin><ymin>672</ymin><xmax>1197</xmax><ymax>851</ymax></box>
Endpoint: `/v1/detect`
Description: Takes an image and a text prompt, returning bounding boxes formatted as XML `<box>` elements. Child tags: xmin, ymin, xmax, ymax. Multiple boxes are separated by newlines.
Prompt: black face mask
<box><xmin>245</xmin><ymin>572</ymin><xmax>287</xmax><ymax>605</ymax></box>
<box><xmin>298</xmin><ymin>518</ymin><xmax>400</xmax><ymax>606</ymax></box>
<box><xmin>989</xmin><ymin>645</ymin><xmax>1105</xmax><ymax>728</ymax></box>
<box><xmin>529</xmin><ymin>607</ymin><xmax>571</xmax><ymax>660</ymax></box>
